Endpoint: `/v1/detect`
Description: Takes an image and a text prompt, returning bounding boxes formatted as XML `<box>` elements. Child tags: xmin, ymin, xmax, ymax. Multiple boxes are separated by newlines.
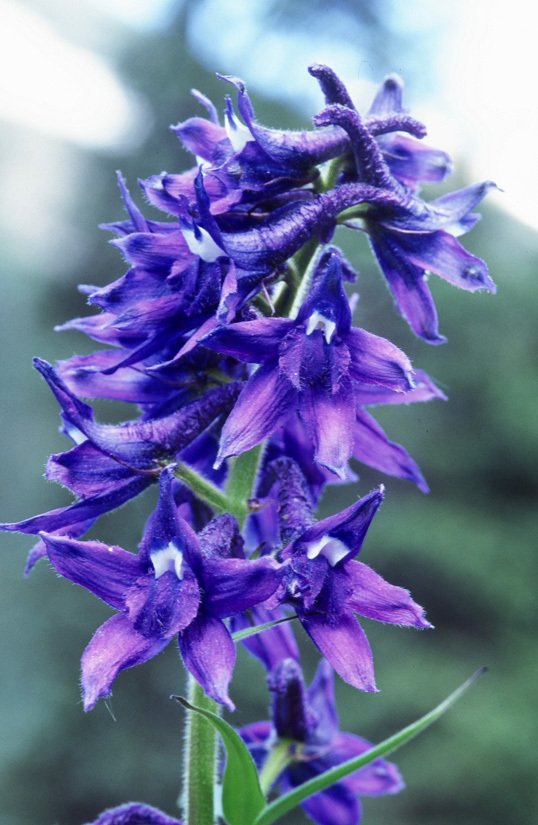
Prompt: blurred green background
<box><xmin>1</xmin><ymin>2</ymin><xmax>537</xmax><ymax>824</ymax></box>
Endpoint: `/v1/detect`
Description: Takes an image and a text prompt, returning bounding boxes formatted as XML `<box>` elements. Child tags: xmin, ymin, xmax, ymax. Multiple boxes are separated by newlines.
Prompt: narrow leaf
<box><xmin>173</xmin><ymin>696</ymin><xmax>265</xmax><ymax>825</ymax></box>
<box><xmin>254</xmin><ymin>668</ymin><xmax>487</xmax><ymax>825</ymax></box>
<box><xmin>231</xmin><ymin>614</ymin><xmax>297</xmax><ymax>643</ymax></box>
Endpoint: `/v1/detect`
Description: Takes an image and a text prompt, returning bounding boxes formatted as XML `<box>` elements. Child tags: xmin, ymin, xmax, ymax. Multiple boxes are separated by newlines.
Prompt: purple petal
<box><xmin>231</xmin><ymin>605</ymin><xmax>300</xmax><ymax>671</ymax></box>
<box><xmin>297</xmin><ymin>488</ymin><xmax>383</xmax><ymax>562</ymax></box>
<box><xmin>353</xmin><ymin>368</ymin><xmax>447</xmax><ymax>406</ymax></box>
<box><xmin>1</xmin><ymin>473</ymin><xmax>152</xmax><ymax>537</ymax></box>
<box><xmin>46</xmin><ymin>441</ymin><xmax>146</xmax><ymax>497</ymax></box>
<box><xmin>83</xmin><ymin>801</ymin><xmax>184</xmax><ymax>825</ymax></box>
<box><xmin>202</xmin><ymin>555</ymin><xmax>283</xmax><ymax>617</ymax></box>
<box><xmin>299</xmin><ymin>612</ymin><xmax>377</xmax><ymax>692</ymax></box>
<box><xmin>379</xmin><ymin>134</ymin><xmax>452</xmax><ymax>187</ymax></box>
<box><xmin>24</xmin><ymin>521</ymin><xmax>96</xmax><ymax>575</ymax></box>
<box><xmin>216</xmin><ymin>363</ymin><xmax>297</xmax><ymax>464</ymax></box>
<box><xmin>299</xmin><ymin>380</ymin><xmax>356</xmax><ymax>478</ymax></box>
<box><xmin>203</xmin><ymin>317</ymin><xmax>294</xmax><ymax>363</ymax></box>
<box><xmin>57</xmin><ymin>351</ymin><xmax>174</xmax><ymax>403</ymax></box>
<box><xmin>82</xmin><ymin>613</ymin><xmax>169</xmax><ymax>710</ymax></box>
<box><xmin>306</xmin><ymin>659</ymin><xmax>339</xmax><ymax>741</ymax></box>
<box><xmin>125</xmin><ymin>571</ymin><xmax>200</xmax><ymax>638</ymax></box>
<box><xmin>426</xmin><ymin>180</ymin><xmax>497</xmax><ymax>231</ymax></box>
<box><xmin>353</xmin><ymin>408</ymin><xmax>429</xmax><ymax>492</ymax></box>
<box><xmin>369</xmin><ymin>236</ymin><xmax>446</xmax><ymax>344</ymax></box>
<box><xmin>346</xmin><ymin>327</ymin><xmax>414</xmax><ymax>390</ymax></box>
<box><xmin>298</xmin><ymin>780</ymin><xmax>360</xmax><ymax>825</ymax></box>
<box><xmin>172</xmin><ymin>116</ymin><xmax>228</xmax><ymax>161</ymax></box>
<box><xmin>239</xmin><ymin>720</ymin><xmax>273</xmax><ymax>748</ymax></box>
<box><xmin>178</xmin><ymin>613</ymin><xmax>236</xmax><ymax>709</ymax></box>
<box><xmin>345</xmin><ymin>561</ymin><xmax>431</xmax><ymax>627</ymax></box>
<box><xmin>113</xmin><ymin>230</ymin><xmax>190</xmax><ymax>272</ymax></box>
<box><xmin>39</xmin><ymin>532</ymin><xmax>142</xmax><ymax>610</ymax></box>
<box><xmin>139</xmin><ymin>466</ymin><xmax>200</xmax><ymax>567</ymax></box>
<box><xmin>331</xmin><ymin>733</ymin><xmax>404</xmax><ymax>796</ymax></box>
<box><xmin>367</xmin><ymin>74</ymin><xmax>404</xmax><ymax>116</ymax></box>
<box><xmin>402</xmin><ymin>229</ymin><xmax>496</xmax><ymax>292</ymax></box>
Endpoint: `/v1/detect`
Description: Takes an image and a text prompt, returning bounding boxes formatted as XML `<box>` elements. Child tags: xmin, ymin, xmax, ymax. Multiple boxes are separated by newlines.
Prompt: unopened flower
<box><xmin>240</xmin><ymin>658</ymin><xmax>404</xmax><ymax>825</ymax></box>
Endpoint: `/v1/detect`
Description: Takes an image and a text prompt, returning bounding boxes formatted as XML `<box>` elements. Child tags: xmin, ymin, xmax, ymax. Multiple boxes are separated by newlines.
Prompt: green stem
<box><xmin>182</xmin><ymin>676</ymin><xmax>221</xmax><ymax>825</ymax></box>
<box><xmin>258</xmin><ymin>739</ymin><xmax>294</xmax><ymax>796</ymax></box>
<box><xmin>174</xmin><ymin>461</ymin><xmax>230</xmax><ymax>515</ymax></box>
<box><xmin>225</xmin><ymin>444</ymin><xmax>264</xmax><ymax>527</ymax></box>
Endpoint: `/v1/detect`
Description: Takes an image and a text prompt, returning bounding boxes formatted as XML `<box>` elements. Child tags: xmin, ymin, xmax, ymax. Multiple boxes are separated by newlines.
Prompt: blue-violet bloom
<box><xmin>38</xmin><ymin>467</ymin><xmax>282</xmax><ymax>710</ymax></box>
<box><xmin>240</xmin><ymin>658</ymin><xmax>404</xmax><ymax>825</ymax></box>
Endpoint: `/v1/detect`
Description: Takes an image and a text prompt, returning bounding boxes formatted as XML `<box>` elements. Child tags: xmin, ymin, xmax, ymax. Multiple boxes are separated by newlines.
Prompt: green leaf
<box><xmin>231</xmin><ymin>614</ymin><xmax>297</xmax><ymax>643</ymax></box>
<box><xmin>173</xmin><ymin>696</ymin><xmax>265</xmax><ymax>825</ymax></box>
<box><xmin>253</xmin><ymin>668</ymin><xmax>487</xmax><ymax>825</ymax></box>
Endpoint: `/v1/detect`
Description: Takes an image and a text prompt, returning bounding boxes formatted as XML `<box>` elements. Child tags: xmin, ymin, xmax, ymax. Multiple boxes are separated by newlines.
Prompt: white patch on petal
<box><xmin>224</xmin><ymin>111</ymin><xmax>254</xmax><ymax>153</ymax></box>
<box><xmin>306</xmin><ymin>311</ymin><xmax>336</xmax><ymax>344</ymax></box>
<box><xmin>305</xmin><ymin>534</ymin><xmax>350</xmax><ymax>566</ymax></box>
<box><xmin>181</xmin><ymin>226</ymin><xmax>224</xmax><ymax>262</ymax></box>
<box><xmin>151</xmin><ymin>542</ymin><xmax>184</xmax><ymax>580</ymax></box>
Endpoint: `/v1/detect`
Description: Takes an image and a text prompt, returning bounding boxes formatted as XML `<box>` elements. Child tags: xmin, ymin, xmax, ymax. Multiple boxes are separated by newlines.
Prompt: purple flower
<box><xmin>240</xmin><ymin>658</ymin><xmax>404</xmax><ymax>825</ymax></box>
<box><xmin>365</xmin><ymin>71</ymin><xmax>453</xmax><ymax>190</ymax></box>
<box><xmin>0</xmin><ymin>360</ymin><xmax>240</xmax><ymax>544</ymax></box>
<box><xmin>38</xmin><ymin>467</ymin><xmax>282</xmax><ymax>710</ymax></box>
<box><xmin>202</xmin><ymin>252</ymin><xmax>415</xmax><ymax>477</ymax></box>
<box><xmin>83</xmin><ymin>802</ymin><xmax>183</xmax><ymax>825</ymax></box>
<box><xmin>312</xmin><ymin>101</ymin><xmax>496</xmax><ymax>343</ymax></box>
<box><xmin>277</xmin><ymin>487</ymin><xmax>431</xmax><ymax>692</ymax></box>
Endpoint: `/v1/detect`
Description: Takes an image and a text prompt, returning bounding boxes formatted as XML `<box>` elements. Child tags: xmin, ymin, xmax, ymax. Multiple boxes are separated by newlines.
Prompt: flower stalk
<box><xmin>182</xmin><ymin>676</ymin><xmax>221</xmax><ymax>825</ymax></box>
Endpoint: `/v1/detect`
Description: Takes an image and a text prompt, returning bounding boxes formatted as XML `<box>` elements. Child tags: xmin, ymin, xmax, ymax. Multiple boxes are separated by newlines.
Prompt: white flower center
<box><xmin>151</xmin><ymin>542</ymin><xmax>184</xmax><ymax>580</ymax></box>
<box><xmin>181</xmin><ymin>225</ymin><xmax>224</xmax><ymax>262</ymax></box>
<box><xmin>306</xmin><ymin>311</ymin><xmax>336</xmax><ymax>344</ymax></box>
<box><xmin>305</xmin><ymin>534</ymin><xmax>349</xmax><ymax>566</ymax></box>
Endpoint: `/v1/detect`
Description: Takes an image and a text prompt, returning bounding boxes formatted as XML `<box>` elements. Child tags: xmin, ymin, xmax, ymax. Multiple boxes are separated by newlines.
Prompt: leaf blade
<box><xmin>253</xmin><ymin>668</ymin><xmax>487</xmax><ymax>825</ymax></box>
<box><xmin>174</xmin><ymin>696</ymin><xmax>265</xmax><ymax>825</ymax></box>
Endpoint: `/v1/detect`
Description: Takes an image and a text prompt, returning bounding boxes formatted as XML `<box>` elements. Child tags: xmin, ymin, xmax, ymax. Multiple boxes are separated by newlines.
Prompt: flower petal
<box><xmin>402</xmin><ymin>229</ymin><xmax>496</xmax><ymax>292</ymax></box>
<box><xmin>82</xmin><ymin>613</ymin><xmax>169</xmax><ymax>710</ymax></box>
<box><xmin>346</xmin><ymin>327</ymin><xmax>414</xmax><ymax>390</ymax></box>
<box><xmin>330</xmin><ymin>733</ymin><xmax>404</xmax><ymax>796</ymax></box>
<box><xmin>216</xmin><ymin>363</ymin><xmax>297</xmax><ymax>464</ymax></box>
<box><xmin>125</xmin><ymin>571</ymin><xmax>200</xmax><ymax>638</ymax></box>
<box><xmin>299</xmin><ymin>611</ymin><xmax>377</xmax><ymax>692</ymax></box>
<box><xmin>353</xmin><ymin>408</ymin><xmax>429</xmax><ymax>492</ymax></box>
<box><xmin>178</xmin><ymin>612</ymin><xmax>236</xmax><ymax>710</ymax></box>
<box><xmin>345</xmin><ymin>561</ymin><xmax>431</xmax><ymax>627</ymax></box>
<box><xmin>39</xmin><ymin>533</ymin><xmax>141</xmax><ymax>610</ymax></box>
<box><xmin>202</xmin><ymin>556</ymin><xmax>283</xmax><ymax>617</ymax></box>
<box><xmin>231</xmin><ymin>605</ymin><xmax>300</xmax><ymax>671</ymax></box>
<box><xmin>369</xmin><ymin>236</ymin><xmax>446</xmax><ymax>343</ymax></box>
<box><xmin>83</xmin><ymin>801</ymin><xmax>184</xmax><ymax>825</ymax></box>
<box><xmin>299</xmin><ymin>380</ymin><xmax>356</xmax><ymax>478</ymax></box>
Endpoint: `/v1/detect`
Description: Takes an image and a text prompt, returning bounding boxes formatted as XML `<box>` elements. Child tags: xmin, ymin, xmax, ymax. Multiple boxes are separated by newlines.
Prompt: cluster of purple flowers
<box><xmin>3</xmin><ymin>65</ymin><xmax>494</xmax><ymax>825</ymax></box>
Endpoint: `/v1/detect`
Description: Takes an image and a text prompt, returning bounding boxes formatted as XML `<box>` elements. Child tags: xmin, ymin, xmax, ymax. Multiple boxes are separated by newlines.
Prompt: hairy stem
<box><xmin>182</xmin><ymin>676</ymin><xmax>221</xmax><ymax>825</ymax></box>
